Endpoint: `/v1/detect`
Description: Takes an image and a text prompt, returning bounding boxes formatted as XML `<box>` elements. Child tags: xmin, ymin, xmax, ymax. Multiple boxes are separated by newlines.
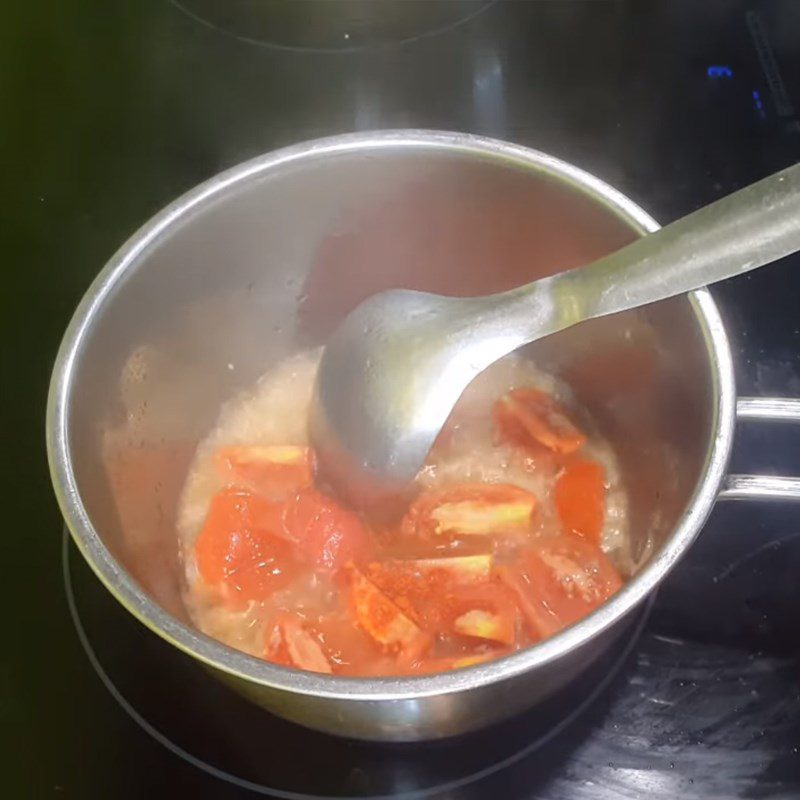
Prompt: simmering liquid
<box><xmin>177</xmin><ymin>351</ymin><xmax>631</xmax><ymax>675</ymax></box>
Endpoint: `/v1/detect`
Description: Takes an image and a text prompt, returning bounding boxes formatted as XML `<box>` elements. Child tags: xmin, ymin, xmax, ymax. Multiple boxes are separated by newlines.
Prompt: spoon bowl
<box><xmin>311</xmin><ymin>161</ymin><xmax>800</xmax><ymax>504</ymax></box>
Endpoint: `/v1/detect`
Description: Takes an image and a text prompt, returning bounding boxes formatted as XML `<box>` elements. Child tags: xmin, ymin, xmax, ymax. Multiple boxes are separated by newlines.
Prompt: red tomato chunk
<box><xmin>499</xmin><ymin>537</ymin><xmax>622</xmax><ymax>638</ymax></box>
<box><xmin>282</xmin><ymin>488</ymin><xmax>372</xmax><ymax>570</ymax></box>
<box><xmin>194</xmin><ymin>487</ymin><xmax>300</xmax><ymax>609</ymax></box>
<box><xmin>555</xmin><ymin>459</ymin><xmax>605</xmax><ymax>542</ymax></box>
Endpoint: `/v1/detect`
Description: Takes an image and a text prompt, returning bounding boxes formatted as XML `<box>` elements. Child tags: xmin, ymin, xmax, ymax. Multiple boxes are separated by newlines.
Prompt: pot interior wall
<box><xmin>66</xmin><ymin>147</ymin><xmax>716</xmax><ymax>621</ymax></box>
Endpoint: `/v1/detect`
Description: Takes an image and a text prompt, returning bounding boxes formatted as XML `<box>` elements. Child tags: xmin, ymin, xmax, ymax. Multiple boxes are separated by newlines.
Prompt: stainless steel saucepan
<box><xmin>47</xmin><ymin>131</ymin><xmax>800</xmax><ymax>741</ymax></box>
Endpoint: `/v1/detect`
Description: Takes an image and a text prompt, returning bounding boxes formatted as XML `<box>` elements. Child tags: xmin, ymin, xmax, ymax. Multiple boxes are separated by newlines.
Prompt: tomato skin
<box><xmin>555</xmin><ymin>459</ymin><xmax>605</xmax><ymax>542</ymax></box>
<box><xmin>312</xmin><ymin>611</ymin><xmax>393</xmax><ymax>676</ymax></box>
<box><xmin>214</xmin><ymin>445</ymin><xmax>313</xmax><ymax>500</ymax></box>
<box><xmin>194</xmin><ymin>487</ymin><xmax>300</xmax><ymax>608</ymax></box>
<box><xmin>498</xmin><ymin>537</ymin><xmax>622</xmax><ymax>638</ymax></box>
<box><xmin>493</xmin><ymin>388</ymin><xmax>586</xmax><ymax>455</ymax></box>
<box><xmin>282</xmin><ymin>489</ymin><xmax>373</xmax><ymax>571</ymax></box>
<box><xmin>263</xmin><ymin>615</ymin><xmax>333</xmax><ymax>673</ymax></box>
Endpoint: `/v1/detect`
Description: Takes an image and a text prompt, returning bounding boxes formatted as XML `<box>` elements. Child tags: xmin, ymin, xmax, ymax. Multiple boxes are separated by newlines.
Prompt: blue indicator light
<box><xmin>707</xmin><ymin>65</ymin><xmax>733</xmax><ymax>78</ymax></box>
<box><xmin>752</xmin><ymin>89</ymin><xmax>766</xmax><ymax>119</ymax></box>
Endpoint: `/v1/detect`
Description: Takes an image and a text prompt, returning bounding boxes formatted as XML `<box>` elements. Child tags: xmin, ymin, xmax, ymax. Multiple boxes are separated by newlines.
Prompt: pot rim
<box><xmin>46</xmin><ymin>129</ymin><xmax>736</xmax><ymax>701</ymax></box>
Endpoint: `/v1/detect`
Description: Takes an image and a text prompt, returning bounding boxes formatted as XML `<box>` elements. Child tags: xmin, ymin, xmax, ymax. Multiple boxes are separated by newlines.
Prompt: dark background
<box><xmin>3</xmin><ymin>1</ymin><xmax>800</xmax><ymax>797</ymax></box>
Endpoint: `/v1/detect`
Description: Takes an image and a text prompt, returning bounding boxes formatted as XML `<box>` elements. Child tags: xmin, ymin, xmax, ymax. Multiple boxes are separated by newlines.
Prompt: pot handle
<box><xmin>717</xmin><ymin>397</ymin><xmax>800</xmax><ymax>501</ymax></box>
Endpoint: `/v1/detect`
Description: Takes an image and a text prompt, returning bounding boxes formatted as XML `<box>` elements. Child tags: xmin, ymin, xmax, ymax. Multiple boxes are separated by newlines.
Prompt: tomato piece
<box><xmin>366</xmin><ymin>557</ymin><xmax>518</xmax><ymax>647</ymax></box>
<box><xmin>401</xmin><ymin>483</ymin><xmax>536</xmax><ymax>539</ymax></box>
<box><xmin>555</xmin><ymin>459</ymin><xmax>605</xmax><ymax>542</ymax></box>
<box><xmin>365</xmin><ymin>560</ymin><xmax>445</xmax><ymax>630</ymax></box>
<box><xmin>493</xmin><ymin>388</ymin><xmax>586</xmax><ymax>455</ymax></box>
<box><xmin>346</xmin><ymin>565</ymin><xmax>430</xmax><ymax>658</ymax></box>
<box><xmin>282</xmin><ymin>488</ymin><xmax>373</xmax><ymax>571</ymax></box>
<box><xmin>498</xmin><ymin>537</ymin><xmax>622</xmax><ymax>638</ymax></box>
<box><xmin>263</xmin><ymin>616</ymin><xmax>332</xmax><ymax>674</ymax></box>
<box><xmin>214</xmin><ymin>445</ymin><xmax>314</xmax><ymax>500</ymax></box>
<box><xmin>364</xmin><ymin>556</ymin><xmax>494</xmax><ymax>634</ymax></box>
<box><xmin>442</xmin><ymin>583</ymin><xmax>518</xmax><ymax>645</ymax></box>
<box><xmin>386</xmin><ymin>555</ymin><xmax>494</xmax><ymax>584</ymax></box>
<box><xmin>283</xmin><ymin>621</ymin><xmax>332</xmax><ymax>674</ymax></box>
<box><xmin>496</xmin><ymin>566</ymin><xmax>556</xmax><ymax>638</ymax></box>
<box><xmin>453</xmin><ymin>610</ymin><xmax>512</xmax><ymax>644</ymax></box>
<box><xmin>313</xmin><ymin>611</ymin><xmax>393</xmax><ymax>676</ymax></box>
<box><xmin>194</xmin><ymin>488</ymin><xmax>300</xmax><ymax>608</ymax></box>
<box><xmin>263</xmin><ymin>619</ymin><xmax>292</xmax><ymax>667</ymax></box>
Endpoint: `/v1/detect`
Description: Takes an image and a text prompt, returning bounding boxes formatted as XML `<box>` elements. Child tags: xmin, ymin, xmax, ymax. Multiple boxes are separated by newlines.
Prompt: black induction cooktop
<box><xmin>6</xmin><ymin>1</ymin><xmax>800</xmax><ymax>797</ymax></box>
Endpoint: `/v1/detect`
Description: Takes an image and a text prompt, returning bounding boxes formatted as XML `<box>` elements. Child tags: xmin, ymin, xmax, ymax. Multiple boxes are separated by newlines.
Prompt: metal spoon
<box><xmin>310</xmin><ymin>162</ymin><xmax>800</xmax><ymax>505</ymax></box>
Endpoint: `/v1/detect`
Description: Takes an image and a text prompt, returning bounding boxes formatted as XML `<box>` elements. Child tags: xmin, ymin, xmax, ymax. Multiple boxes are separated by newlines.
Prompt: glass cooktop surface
<box><xmin>5</xmin><ymin>1</ymin><xmax>799</xmax><ymax>797</ymax></box>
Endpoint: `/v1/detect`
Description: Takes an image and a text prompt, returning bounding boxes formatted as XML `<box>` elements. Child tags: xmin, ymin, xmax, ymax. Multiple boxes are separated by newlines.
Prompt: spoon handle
<box><xmin>549</xmin><ymin>161</ymin><xmax>800</xmax><ymax>324</ymax></box>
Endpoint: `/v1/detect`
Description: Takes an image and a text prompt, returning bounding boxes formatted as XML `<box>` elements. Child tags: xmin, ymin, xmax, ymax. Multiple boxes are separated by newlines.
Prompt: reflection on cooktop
<box><xmin>169</xmin><ymin>0</ymin><xmax>498</xmax><ymax>53</ymax></box>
